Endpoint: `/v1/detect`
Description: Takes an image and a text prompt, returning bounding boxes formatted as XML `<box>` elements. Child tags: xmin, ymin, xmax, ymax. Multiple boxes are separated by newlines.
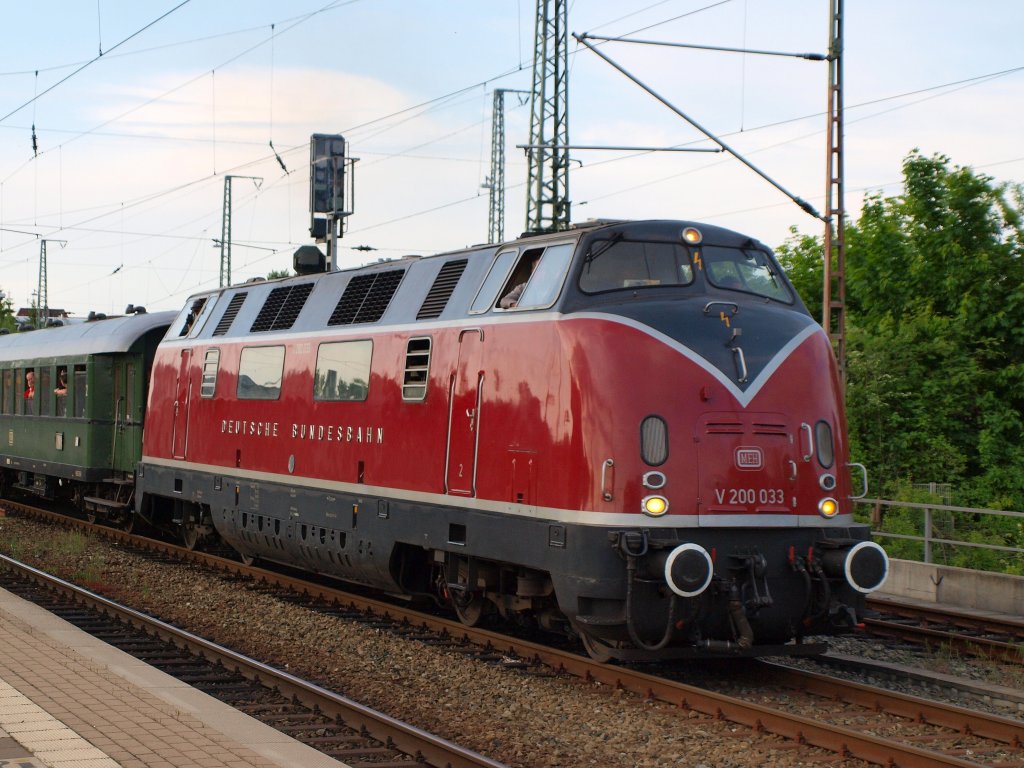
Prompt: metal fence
<box><xmin>856</xmin><ymin>498</ymin><xmax>1024</xmax><ymax>566</ymax></box>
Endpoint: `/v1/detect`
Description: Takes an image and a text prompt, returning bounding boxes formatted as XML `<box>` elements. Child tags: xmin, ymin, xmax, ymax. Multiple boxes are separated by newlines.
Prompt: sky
<box><xmin>0</xmin><ymin>0</ymin><xmax>1021</xmax><ymax>317</ymax></box>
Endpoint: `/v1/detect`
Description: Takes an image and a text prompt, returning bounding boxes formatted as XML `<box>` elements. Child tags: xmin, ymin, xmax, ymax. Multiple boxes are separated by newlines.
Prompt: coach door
<box><xmin>445</xmin><ymin>329</ymin><xmax>484</xmax><ymax>496</ymax></box>
<box><xmin>171</xmin><ymin>349</ymin><xmax>192</xmax><ymax>459</ymax></box>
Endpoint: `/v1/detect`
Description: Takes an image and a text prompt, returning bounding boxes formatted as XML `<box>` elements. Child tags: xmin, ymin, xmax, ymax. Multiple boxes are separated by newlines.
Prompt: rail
<box><xmin>857</xmin><ymin>497</ymin><xmax>1024</xmax><ymax>567</ymax></box>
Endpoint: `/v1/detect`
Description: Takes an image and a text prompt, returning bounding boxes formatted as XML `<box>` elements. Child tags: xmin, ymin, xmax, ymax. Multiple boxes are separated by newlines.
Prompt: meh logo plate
<box><xmin>735</xmin><ymin>447</ymin><xmax>763</xmax><ymax>470</ymax></box>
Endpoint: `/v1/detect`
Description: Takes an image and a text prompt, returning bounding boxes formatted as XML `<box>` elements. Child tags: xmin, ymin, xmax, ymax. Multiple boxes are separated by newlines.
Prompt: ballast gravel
<box><xmin>1</xmin><ymin>516</ymin><xmax>1019</xmax><ymax>767</ymax></box>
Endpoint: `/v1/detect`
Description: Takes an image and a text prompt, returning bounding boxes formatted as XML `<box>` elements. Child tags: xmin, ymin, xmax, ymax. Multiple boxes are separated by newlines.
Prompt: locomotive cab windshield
<box><xmin>578</xmin><ymin>228</ymin><xmax>795</xmax><ymax>304</ymax></box>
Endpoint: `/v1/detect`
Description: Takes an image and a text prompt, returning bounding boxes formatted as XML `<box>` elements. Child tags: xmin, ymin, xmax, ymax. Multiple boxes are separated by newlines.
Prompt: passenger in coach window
<box><xmin>499</xmin><ymin>255</ymin><xmax>540</xmax><ymax>308</ymax></box>
<box><xmin>23</xmin><ymin>370</ymin><xmax>34</xmax><ymax>399</ymax></box>
<box><xmin>54</xmin><ymin>368</ymin><xmax>67</xmax><ymax>396</ymax></box>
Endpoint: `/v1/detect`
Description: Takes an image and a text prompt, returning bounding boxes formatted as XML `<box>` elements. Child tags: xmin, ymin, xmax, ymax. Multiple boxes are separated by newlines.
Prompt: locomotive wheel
<box><xmin>452</xmin><ymin>592</ymin><xmax>485</xmax><ymax>627</ymax></box>
<box><xmin>181</xmin><ymin>520</ymin><xmax>201</xmax><ymax>551</ymax></box>
<box><xmin>579</xmin><ymin>631</ymin><xmax>614</xmax><ymax>663</ymax></box>
<box><xmin>121</xmin><ymin>514</ymin><xmax>134</xmax><ymax>534</ymax></box>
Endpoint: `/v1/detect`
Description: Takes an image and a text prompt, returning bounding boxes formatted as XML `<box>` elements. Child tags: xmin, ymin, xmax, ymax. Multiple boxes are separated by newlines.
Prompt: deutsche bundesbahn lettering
<box><xmin>220</xmin><ymin>419</ymin><xmax>384</xmax><ymax>444</ymax></box>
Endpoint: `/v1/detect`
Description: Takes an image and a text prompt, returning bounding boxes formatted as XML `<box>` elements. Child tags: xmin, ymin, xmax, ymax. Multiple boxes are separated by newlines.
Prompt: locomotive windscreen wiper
<box><xmin>583</xmin><ymin>231</ymin><xmax>624</xmax><ymax>266</ymax></box>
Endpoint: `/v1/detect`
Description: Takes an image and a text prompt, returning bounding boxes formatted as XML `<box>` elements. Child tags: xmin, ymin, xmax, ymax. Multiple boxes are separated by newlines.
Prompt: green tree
<box><xmin>775</xmin><ymin>226</ymin><xmax>824</xmax><ymax>321</ymax></box>
<box><xmin>0</xmin><ymin>289</ymin><xmax>16</xmax><ymax>332</ymax></box>
<box><xmin>775</xmin><ymin>151</ymin><xmax>1024</xmax><ymax>513</ymax></box>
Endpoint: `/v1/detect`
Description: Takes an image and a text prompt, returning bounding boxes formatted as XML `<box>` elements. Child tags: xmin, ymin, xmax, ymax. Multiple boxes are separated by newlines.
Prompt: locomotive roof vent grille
<box><xmin>416</xmin><ymin>259</ymin><xmax>468</xmax><ymax>320</ymax></box>
<box><xmin>212</xmin><ymin>292</ymin><xmax>247</xmax><ymax>336</ymax></box>
<box><xmin>329</xmin><ymin>269</ymin><xmax>405</xmax><ymax>325</ymax></box>
<box><xmin>250</xmin><ymin>283</ymin><xmax>314</xmax><ymax>332</ymax></box>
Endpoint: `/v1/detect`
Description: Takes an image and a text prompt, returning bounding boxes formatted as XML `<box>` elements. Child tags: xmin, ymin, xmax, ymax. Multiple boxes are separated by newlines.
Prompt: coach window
<box><xmin>200</xmin><ymin>349</ymin><xmax>220</xmax><ymax>398</ymax></box>
<box><xmin>38</xmin><ymin>368</ymin><xmax>51</xmax><ymax>417</ymax></box>
<box><xmin>73</xmin><ymin>365</ymin><xmax>87</xmax><ymax>418</ymax></box>
<box><xmin>469</xmin><ymin>249</ymin><xmax>518</xmax><ymax>314</ymax></box>
<box><xmin>21</xmin><ymin>368</ymin><xmax>34</xmax><ymax>415</ymax></box>
<box><xmin>314</xmin><ymin>340</ymin><xmax>371</xmax><ymax>402</ymax></box>
<box><xmin>55</xmin><ymin>367</ymin><xmax>68</xmax><ymax>417</ymax></box>
<box><xmin>1</xmin><ymin>369</ymin><xmax>11</xmax><ymax>414</ymax></box>
<box><xmin>238</xmin><ymin>346</ymin><xmax>285</xmax><ymax>400</ymax></box>
<box><xmin>125</xmin><ymin>362</ymin><xmax>137</xmax><ymax>421</ymax></box>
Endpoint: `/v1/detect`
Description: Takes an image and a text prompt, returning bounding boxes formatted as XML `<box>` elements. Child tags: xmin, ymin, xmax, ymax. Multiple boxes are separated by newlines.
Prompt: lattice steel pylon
<box><xmin>219</xmin><ymin>176</ymin><xmax>234</xmax><ymax>288</ymax></box>
<box><xmin>219</xmin><ymin>175</ymin><xmax>261</xmax><ymax>287</ymax></box>
<box><xmin>525</xmin><ymin>0</ymin><xmax>570</xmax><ymax>234</ymax></box>
<box><xmin>486</xmin><ymin>89</ymin><xmax>529</xmax><ymax>244</ymax></box>
<box><xmin>822</xmin><ymin>0</ymin><xmax>846</xmax><ymax>385</ymax></box>
<box><xmin>37</xmin><ymin>240</ymin><xmax>48</xmax><ymax>326</ymax></box>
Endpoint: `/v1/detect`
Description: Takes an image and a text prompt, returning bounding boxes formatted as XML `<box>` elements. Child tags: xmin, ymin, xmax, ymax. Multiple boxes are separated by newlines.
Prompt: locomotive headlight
<box><xmin>682</xmin><ymin>226</ymin><xmax>703</xmax><ymax>244</ymax></box>
<box><xmin>818</xmin><ymin>497</ymin><xmax>839</xmax><ymax>518</ymax></box>
<box><xmin>642</xmin><ymin>495</ymin><xmax>669</xmax><ymax>517</ymax></box>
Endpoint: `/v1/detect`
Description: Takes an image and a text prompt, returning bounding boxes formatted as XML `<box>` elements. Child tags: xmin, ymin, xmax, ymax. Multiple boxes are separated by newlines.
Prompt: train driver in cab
<box><xmin>499</xmin><ymin>254</ymin><xmax>540</xmax><ymax>309</ymax></box>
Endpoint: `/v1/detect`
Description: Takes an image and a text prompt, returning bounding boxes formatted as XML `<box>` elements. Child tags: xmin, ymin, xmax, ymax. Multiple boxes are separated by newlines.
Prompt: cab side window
<box><xmin>496</xmin><ymin>243</ymin><xmax>573</xmax><ymax>311</ymax></box>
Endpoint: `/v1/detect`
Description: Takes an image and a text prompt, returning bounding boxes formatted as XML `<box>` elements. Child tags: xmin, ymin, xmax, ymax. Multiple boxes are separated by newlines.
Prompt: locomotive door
<box><xmin>445</xmin><ymin>329</ymin><xmax>484</xmax><ymax>496</ymax></box>
<box><xmin>171</xmin><ymin>349</ymin><xmax>192</xmax><ymax>459</ymax></box>
<box><xmin>695</xmin><ymin>412</ymin><xmax>797</xmax><ymax>522</ymax></box>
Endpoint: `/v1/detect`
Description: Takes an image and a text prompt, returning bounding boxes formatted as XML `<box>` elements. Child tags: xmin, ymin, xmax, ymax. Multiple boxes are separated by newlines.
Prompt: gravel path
<box><xmin>2</xmin><ymin>515</ymin><xmax>1017</xmax><ymax>767</ymax></box>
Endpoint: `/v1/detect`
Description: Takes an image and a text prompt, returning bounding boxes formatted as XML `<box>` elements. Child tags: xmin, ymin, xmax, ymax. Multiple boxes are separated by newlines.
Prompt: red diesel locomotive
<box><xmin>136</xmin><ymin>218</ymin><xmax>888</xmax><ymax>661</ymax></box>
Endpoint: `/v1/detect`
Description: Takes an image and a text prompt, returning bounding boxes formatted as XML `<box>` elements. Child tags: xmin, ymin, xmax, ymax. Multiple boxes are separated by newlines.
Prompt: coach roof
<box><xmin>0</xmin><ymin>311</ymin><xmax>176</xmax><ymax>363</ymax></box>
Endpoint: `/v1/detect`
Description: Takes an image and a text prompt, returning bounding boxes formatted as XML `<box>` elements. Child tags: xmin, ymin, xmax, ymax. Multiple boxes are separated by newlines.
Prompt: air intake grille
<box><xmin>640</xmin><ymin>415</ymin><xmax>669</xmax><ymax>466</ymax></box>
<box><xmin>329</xmin><ymin>269</ymin><xmax>405</xmax><ymax>325</ymax></box>
<box><xmin>416</xmin><ymin>260</ymin><xmax>467</xmax><ymax>319</ymax></box>
<box><xmin>250</xmin><ymin>283</ymin><xmax>314</xmax><ymax>332</ymax></box>
<box><xmin>212</xmin><ymin>293</ymin><xmax>247</xmax><ymax>336</ymax></box>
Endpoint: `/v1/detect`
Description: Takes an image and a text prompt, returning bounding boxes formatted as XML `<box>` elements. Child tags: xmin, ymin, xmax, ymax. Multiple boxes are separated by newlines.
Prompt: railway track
<box><xmin>866</xmin><ymin>596</ymin><xmax>1024</xmax><ymax>666</ymax></box>
<box><xmin>0</xmin><ymin>552</ymin><xmax>505</xmax><ymax>768</ymax></box>
<box><xmin>4</xmin><ymin>500</ymin><xmax>1024</xmax><ymax>766</ymax></box>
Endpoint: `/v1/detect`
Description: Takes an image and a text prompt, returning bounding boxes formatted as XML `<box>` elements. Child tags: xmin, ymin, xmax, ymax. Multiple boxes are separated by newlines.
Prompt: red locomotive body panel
<box><xmin>142</xmin><ymin>314</ymin><xmax>849</xmax><ymax>523</ymax></box>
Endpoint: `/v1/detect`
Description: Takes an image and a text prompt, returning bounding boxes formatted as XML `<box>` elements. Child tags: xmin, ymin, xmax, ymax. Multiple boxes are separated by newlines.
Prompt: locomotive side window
<box><xmin>1</xmin><ymin>369</ymin><xmax>11</xmax><ymax>414</ymax></box>
<box><xmin>238</xmin><ymin>346</ymin><xmax>285</xmax><ymax>400</ymax></box>
<box><xmin>506</xmin><ymin>243</ymin><xmax>574</xmax><ymax>310</ymax></box>
<box><xmin>470</xmin><ymin>249</ymin><xmax>518</xmax><ymax>314</ymax></box>
<box><xmin>402</xmin><ymin>337</ymin><xmax>432</xmax><ymax>401</ymax></box>
<box><xmin>173</xmin><ymin>295</ymin><xmax>218</xmax><ymax>338</ymax></box>
<box><xmin>703</xmin><ymin>245</ymin><xmax>794</xmax><ymax>303</ymax></box>
<box><xmin>579</xmin><ymin>239</ymin><xmax>693</xmax><ymax>293</ymax></box>
<box><xmin>200</xmin><ymin>349</ymin><xmax>220</xmax><ymax>399</ymax></box>
<box><xmin>73</xmin><ymin>365</ymin><xmax>87</xmax><ymax>418</ymax></box>
<box><xmin>314</xmin><ymin>340</ymin><xmax>372</xmax><ymax>402</ymax></box>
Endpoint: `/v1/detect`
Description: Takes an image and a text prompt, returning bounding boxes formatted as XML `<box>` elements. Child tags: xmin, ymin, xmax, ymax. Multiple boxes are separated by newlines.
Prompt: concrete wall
<box><xmin>876</xmin><ymin>559</ymin><xmax>1024</xmax><ymax>616</ymax></box>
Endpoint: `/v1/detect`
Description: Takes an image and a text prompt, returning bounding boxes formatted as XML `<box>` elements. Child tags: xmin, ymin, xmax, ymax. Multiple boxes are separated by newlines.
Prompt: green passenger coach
<box><xmin>0</xmin><ymin>311</ymin><xmax>174</xmax><ymax>522</ymax></box>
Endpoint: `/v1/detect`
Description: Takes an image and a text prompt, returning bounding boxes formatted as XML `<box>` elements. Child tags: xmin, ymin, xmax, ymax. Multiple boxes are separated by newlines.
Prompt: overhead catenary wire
<box><xmin>0</xmin><ymin>1</ymin><xmax>194</xmax><ymax>126</ymax></box>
